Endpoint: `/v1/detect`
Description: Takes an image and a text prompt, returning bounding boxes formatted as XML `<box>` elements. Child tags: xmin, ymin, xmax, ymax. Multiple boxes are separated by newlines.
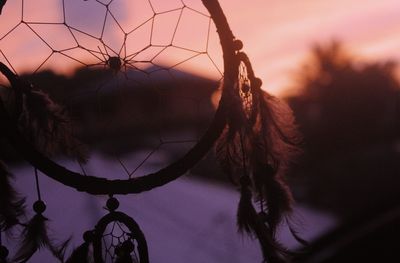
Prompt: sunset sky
<box><xmin>219</xmin><ymin>0</ymin><xmax>400</xmax><ymax>95</ymax></box>
<box><xmin>0</xmin><ymin>0</ymin><xmax>399</xmax><ymax>96</ymax></box>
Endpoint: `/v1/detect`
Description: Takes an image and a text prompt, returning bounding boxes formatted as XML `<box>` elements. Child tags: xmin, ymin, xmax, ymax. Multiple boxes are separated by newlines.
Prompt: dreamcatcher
<box><xmin>0</xmin><ymin>0</ymin><xmax>304</xmax><ymax>262</ymax></box>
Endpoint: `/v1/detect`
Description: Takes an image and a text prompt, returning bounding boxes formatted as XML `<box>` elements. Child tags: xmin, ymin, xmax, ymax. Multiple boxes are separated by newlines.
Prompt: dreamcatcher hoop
<box><xmin>0</xmin><ymin>0</ymin><xmax>236</xmax><ymax>195</ymax></box>
<box><xmin>0</xmin><ymin>0</ymin><xmax>304</xmax><ymax>262</ymax></box>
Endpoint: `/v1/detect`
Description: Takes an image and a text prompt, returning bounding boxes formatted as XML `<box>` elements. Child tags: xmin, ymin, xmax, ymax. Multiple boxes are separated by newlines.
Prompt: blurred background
<box><xmin>0</xmin><ymin>0</ymin><xmax>399</xmax><ymax>262</ymax></box>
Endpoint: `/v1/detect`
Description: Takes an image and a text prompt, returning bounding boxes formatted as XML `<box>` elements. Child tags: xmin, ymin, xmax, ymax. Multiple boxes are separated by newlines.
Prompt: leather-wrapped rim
<box><xmin>0</xmin><ymin>0</ymin><xmax>239</xmax><ymax>195</ymax></box>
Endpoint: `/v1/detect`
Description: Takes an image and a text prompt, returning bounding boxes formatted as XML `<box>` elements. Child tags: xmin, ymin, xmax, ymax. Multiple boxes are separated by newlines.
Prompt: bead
<box><xmin>107</xmin><ymin>56</ymin><xmax>122</xmax><ymax>71</ymax></box>
<box><xmin>106</xmin><ymin>197</ymin><xmax>119</xmax><ymax>211</ymax></box>
<box><xmin>121</xmin><ymin>240</ymin><xmax>135</xmax><ymax>253</ymax></box>
<box><xmin>253</xmin><ymin>78</ymin><xmax>262</xmax><ymax>88</ymax></box>
<box><xmin>83</xmin><ymin>230</ymin><xmax>94</xmax><ymax>243</ymax></box>
<box><xmin>241</xmin><ymin>83</ymin><xmax>250</xmax><ymax>93</ymax></box>
<box><xmin>115</xmin><ymin>240</ymin><xmax>135</xmax><ymax>257</ymax></box>
<box><xmin>233</xmin><ymin>39</ymin><xmax>243</xmax><ymax>51</ymax></box>
<box><xmin>33</xmin><ymin>200</ymin><xmax>46</xmax><ymax>214</ymax></box>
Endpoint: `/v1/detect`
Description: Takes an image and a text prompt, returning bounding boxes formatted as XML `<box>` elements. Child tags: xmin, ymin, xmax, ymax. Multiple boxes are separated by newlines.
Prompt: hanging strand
<box><xmin>239</xmin><ymin>132</ymin><xmax>248</xmax><ymax>177</ymax></box>
<box><xmin>34</xmin><ymin>168</ymin><xmax>42</xmax><ymax>201</ymax></box>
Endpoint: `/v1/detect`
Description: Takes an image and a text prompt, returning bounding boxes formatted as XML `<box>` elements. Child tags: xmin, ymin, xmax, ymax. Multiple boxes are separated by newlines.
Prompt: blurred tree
<box><xmin>287</xmin><ymin>42</ymin><xmax>400</xmax><ymax>218</ymax></box>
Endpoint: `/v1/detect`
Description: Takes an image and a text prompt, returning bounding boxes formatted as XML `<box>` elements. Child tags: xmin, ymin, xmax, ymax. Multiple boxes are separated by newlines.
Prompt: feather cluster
<box><xmin>17</xmin><ymin>85</ymin><xmax>87</xmax><ymax>163</ymax></box>
<box><xmin>0</xmin><ymin>161</ymin><xmax>25</xmax><ymax>231</ymax></box>
<box><xmin>13</xmin><ymin>213</ymin><xmax>70</xmax><ymax>263</ymax></box>
<box><xmin>216</xmin><ymin>74</ymin><xmax>301</xmax><ymax>262</ymax></box>
<box><xmin>237</xmin><ymin>178</ymin><xmax>289</xmax><ymax>263</ymax></box>
<box><xmin>0</xmin><ymin>62</ymin><xmax>87</xmax><ymax>162</ymax></box>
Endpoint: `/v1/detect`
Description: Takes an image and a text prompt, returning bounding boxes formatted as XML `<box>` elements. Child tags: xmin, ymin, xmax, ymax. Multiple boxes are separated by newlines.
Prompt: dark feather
<box><xmin>48</xmin><ymin>237</ymin><xmax>71</xmax><ymax>262</ymax></box>
<box><xmin>13</xmin><ymin>213</ymin><xmax>69</xmax><ymax>262</ymax></box>
<box><xmin>215</xmin><ymin>85</ymin><xmax>252</xmax><ymax>184</ymax></box>
<box><xmin>18</xmin><ymin>88</ymin><xmax>87</xmax><ymax>163</ymax></box>
<box><xmin>237</xmin><ymin>183</ymin><xmax>290</xmax><ymax>263</ymax></box>
<box><xmin>0</xmin><ymin>62</ymin><xmax>87</xmax><ymax>162</ymax></box>
<box><xmin>257</xmin><ymin>89</ymin><xmax>301</xmax><ymax>170</ymax></box>
<box><xmin>215</xmin><ymin>128</ymin><xmax>234</xmax><ymax>175</ymax></box>
<box><xmin>286</xmin><ymin>218</ymin><xmax>308</xmax><ymax>247</ymax></box>
<box><xmin>252</xmin><ymin>162</ymin><xmax>293</xmax><ymax>235</ymax></box>
<box><xmin>237</xmin><ymin>180</ymin><xmax>256</xmax><ymax>234</ymax></box>
<box><xmin>0</xmin><ymin>161</ymin><xmax>25</xmax><ymax>231</ymax></box>
<box><xmin>65</xmin><ymin>242</ymin><xmax>90</xmax><ymax>263</ymax></box>
<box><xmin>215</xmin><ymin>128</ymin><xmax>241</xmax><ymax>184</ymax></box>
<box><xmin>216</xmin><ymin>74</ymin><xmax>302</xmax><ymax>261</ymax></box>
<box><xmin>248</xmin><ymin>88</ymin><xmax>301</xmax><ymax>233</ymax></box>
<box><xmin>13</xmin><ymin>213</ymin><xmax>48</xmax><ymax>263</ymax></box>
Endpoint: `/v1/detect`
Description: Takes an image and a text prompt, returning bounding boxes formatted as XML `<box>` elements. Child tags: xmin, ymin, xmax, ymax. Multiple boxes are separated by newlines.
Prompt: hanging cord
<box><xmin>34</xmin><ymin>168</ymin><xmax>42</xmax><ymax>201</ymax></box>
<box><xmin>239</xmin><ymin>131</ymin><xmax>248</xmax><ymax>178</ymax></box>
<box><xmin>13</xmin><ymin>168</ymin><xmax>70</xmax><ymax>262</ymax></box>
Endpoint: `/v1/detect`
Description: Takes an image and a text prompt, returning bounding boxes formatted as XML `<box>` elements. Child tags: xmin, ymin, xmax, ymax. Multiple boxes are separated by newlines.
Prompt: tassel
<box><xmin>18</xmin><ymin>88</ymin><xmax>87</xmax><ymax>162</ymax></box>
<box><xmin>0</xmin><ymin>161</ymin><xmax>25</xmax><ymax>231</ymax></box>
<box><xmin>65</xmin><ymin>230</ymin><xmax>94</xmax><ymax>263</ymax></box>
<box><xmin>215</xmin><ymin>51</ymin><xmax>304</xmax><ymax>261</ymax></box>
<box><xmin>216</xmin><ymin>72</ymin><xmax>305</xmax><ymax>261</ymax></box>
<box><xmin>237</xmin><ymin>176</ymin><xmax>289</xmax><ymax>263</ymax></box>
<box><xmin>245</xmin><ymin>84</ymin><xmax>300</xmax><ymax>230</ymax></box>
<box><xmin>13</xmin><ymin>212</ymin><xmax>48</xmax><ymax>263</ymax></box>
<box><xmin>13</xmin><ymin>201</ymin><xmax>70</xmax><ymax>263</ymax></box>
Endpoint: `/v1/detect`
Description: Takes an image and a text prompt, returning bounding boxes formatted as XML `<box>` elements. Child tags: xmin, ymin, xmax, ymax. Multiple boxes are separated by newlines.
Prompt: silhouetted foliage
<box><xmin>287</xmin><ymin>42</ymin><xmax>400</xmax><ymax>217</ymax></box>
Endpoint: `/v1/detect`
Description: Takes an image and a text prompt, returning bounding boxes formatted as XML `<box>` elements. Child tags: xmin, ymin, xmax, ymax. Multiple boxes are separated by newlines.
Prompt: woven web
<box><xmin>102</xmin><ymin>221</ymin><xmax>140</xmax><ymax>262</ymax></box>
<box><xmin>0</xmin><ymin>0</ymin><xmax>223</xmax><ymax>179</ymax></box>
<box><xmin>238</xmin><ymin>61</ymin><xmax>253</xmax><ymax>120</ymax></box>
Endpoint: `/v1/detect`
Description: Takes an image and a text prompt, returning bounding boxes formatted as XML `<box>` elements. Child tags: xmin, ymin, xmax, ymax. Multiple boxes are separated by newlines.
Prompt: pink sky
<box><xmin>218</xmin><ymin>0</ymin><xmax>400</xmax><ymax>95</ymax></box>
<box><xmin>1</xmin><ymin>0</ymin><xmax>399</xmax><ymax>96</ymax></box>
<box><xmin>216</xmin><ymin>0</ymin><xmax>400</xmax><ymax>94</ymax></box>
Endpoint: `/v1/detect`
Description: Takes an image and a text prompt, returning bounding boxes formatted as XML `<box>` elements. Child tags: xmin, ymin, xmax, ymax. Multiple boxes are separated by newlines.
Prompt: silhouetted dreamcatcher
<box><xmin>0</xmin><ymin>0</ymin><xmax>304</xmax><ymax>262</ymax></box>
